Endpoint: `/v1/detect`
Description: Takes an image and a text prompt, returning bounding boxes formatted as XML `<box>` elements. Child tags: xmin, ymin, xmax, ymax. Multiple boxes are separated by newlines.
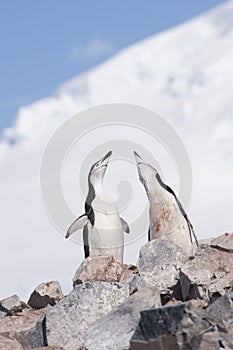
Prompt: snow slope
<box><xmin>1</xmin><ymin>0</ymin><xmax>233</xmax><ymax>300</ymax></box>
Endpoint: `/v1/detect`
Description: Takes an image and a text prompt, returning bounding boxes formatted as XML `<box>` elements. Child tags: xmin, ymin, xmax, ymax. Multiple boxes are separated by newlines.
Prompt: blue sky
<box><xmin>0</xmin><ymin>0</ymin><xmax>224</xmax><ymax>133</ymax></box>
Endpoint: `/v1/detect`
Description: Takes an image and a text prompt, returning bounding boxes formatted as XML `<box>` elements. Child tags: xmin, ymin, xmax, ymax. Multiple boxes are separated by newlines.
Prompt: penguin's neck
<box><xmin>148</xmin><ymin>182</ymin><xmax>177</xmax><ymax>228</ymax></box>
<box><xmin>92</xmin><ymin>178</ymin><xmax>108</xmax><ymax>200</ymax></box>
<box><xmin>147</xmin><ymin>179</ymin><xmax>171</xmax><ymax>210</ymax></box>
<box><xmin>145</xmin><ymin>176</ymin><xmax>162</xmax><ymax>200</ymax></box>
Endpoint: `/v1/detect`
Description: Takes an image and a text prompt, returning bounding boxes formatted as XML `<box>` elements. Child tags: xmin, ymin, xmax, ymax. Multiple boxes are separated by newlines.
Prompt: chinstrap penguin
<box><xmin>66</xmin><ymin>151</ymin><xmax>129</xmax><ymax>263</ymax></box>
<box><xmin>134</xmin><ymin>151</ymin><xmax>198</xmax><ymax>257</ymax></box>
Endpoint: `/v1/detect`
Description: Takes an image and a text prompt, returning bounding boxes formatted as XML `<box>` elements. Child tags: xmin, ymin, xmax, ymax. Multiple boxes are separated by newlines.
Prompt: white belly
<box><xmin>88</xmin><ymin>198</ymin><xmax>124</xmax><ymax>263</ymax></box>
<box><xmin>149</xmin><ymin>196</ymin><xmax>193</xmax><ymax>257</ymax></box>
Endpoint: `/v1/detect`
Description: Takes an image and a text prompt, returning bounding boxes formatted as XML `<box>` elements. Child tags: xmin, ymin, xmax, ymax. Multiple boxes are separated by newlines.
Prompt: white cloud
<box><xmin>68</xmin><ymin>37</ymin><xmax>115</xmax><ymax>63</ymax></box>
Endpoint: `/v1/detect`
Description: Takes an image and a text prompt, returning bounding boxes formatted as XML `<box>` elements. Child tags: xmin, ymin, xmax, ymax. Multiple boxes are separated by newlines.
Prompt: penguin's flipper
<box><xmin>66</xmin><ymin>214</ymin><xmax>89</xmax><ymax>238</ymax></box>
<box><xmin>120</xmin><ymin>218</ymin><xmax>130</xmax><ymax>233</ymax></box>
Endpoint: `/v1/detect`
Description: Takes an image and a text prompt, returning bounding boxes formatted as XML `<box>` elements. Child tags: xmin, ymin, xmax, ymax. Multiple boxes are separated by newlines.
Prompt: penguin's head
<box><xmin>88</xmin><ymin>151</ymin><xmax>112</xmax><ymax>186</ymax></box>
<box><xmin>134</xmin><ymin>151</ymin><xmax>158</xmax><ymax>194</ymax></box>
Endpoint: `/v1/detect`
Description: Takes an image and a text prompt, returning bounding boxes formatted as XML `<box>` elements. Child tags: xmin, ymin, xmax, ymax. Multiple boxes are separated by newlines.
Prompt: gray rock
<box><xmin>0</xmin><ymin>294</ymin><xmax>28</xmax><ymax>315</ymax></box>
<box><xmin>130</xmin><ymin>302</ymin><xmax>218</xmax><ymax>349</ymax></box>
<box><xmin>28</xmin><ymin>281</ymin><xmax>64</xmax><ymax>309</ymax></box>
<box><xmin>0</xmin><ymin>306</ymin><xmax>49</xmax><ymax>349</ymax></box>
<box><xmin>40</xmin><ymin>282</ymin><xmax>130</xmax><ymax>350</ymax></box>
<box><xmin>205</xmin><ymin>294</ymin><xmax>233</xmax><ymax>328</ymax></box>
<box><xmin>137</xmin><ymin>239</ymin><xmax>188</xmax><ymax>297</ymax></box>
<box><xmin>84</xmin><ymin>287</ymin><xmax>161</xmax><ymax>350</ymax></box>
<box><xmin>205</xmin><ymin>295</ymin><xmax>233</xmax><ymax>349</ymax></box>
<box><xmin>180</xmin><ymin>244</ymin><xmax>233</xmax><ymax>302</ymax></box>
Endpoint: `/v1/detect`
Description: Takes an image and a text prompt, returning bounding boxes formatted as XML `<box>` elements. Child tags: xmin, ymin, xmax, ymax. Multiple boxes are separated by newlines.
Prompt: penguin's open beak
<box><xmin>100</xmin><ymin>150</ymin><xmax>112</xmax><ymax>167</ymax></box>
<box><xmin>133</xmin><ymin>151</ymin><xmax>145</xmax><ymax>166</ymax></box>
<box><xmin>134</xmin><ymin>151</ymin><xmax>148</xmax><ymax>187</ymax></box>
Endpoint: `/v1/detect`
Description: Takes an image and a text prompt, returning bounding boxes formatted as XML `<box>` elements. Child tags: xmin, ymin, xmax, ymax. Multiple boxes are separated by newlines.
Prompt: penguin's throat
<box><xmin>146</xmin><ymin>183</ymin><xmax>164</xmax><ymax>202</ymax></box>
<box><xmin>93</xmin><ymin>179</ymin><xmax>108</xmax><ymax>200</ymax></box>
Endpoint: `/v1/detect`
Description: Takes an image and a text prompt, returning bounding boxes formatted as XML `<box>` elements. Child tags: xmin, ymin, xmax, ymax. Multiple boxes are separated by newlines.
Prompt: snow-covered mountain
<box><xmin>1</xmin><ymin>0</ymin><xmax>233</xmax><ymax>300</ymax></box>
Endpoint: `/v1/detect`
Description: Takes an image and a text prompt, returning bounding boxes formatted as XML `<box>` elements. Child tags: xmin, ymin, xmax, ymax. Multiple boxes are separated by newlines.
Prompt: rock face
<box><xmin>180</xmin><ymin>243</ymin><xmax>233</xmax><ymax>302</ymax></box>
<box><xmin>135</xmin><ymin>239</ymin><xmax>187</xmax><ymax>300</ymax></box>
<box><xmin>36</xmin><ymin>282</ymin><xmax>130</xmax><ymax>350</ymax></box>
<box><xmin>1</xmin><ymin>232</ymin><xmax>233</xmax><ymax>350</ymax></box>
<box><xmin>28</xmin><ymin>281</ymin><xmax>64</xmax><ymax>309</ymax></box>
<box><xmin>72</xmin><ymin>255</ymin><xmax>138</xmax><ymax>286</ymax></box>
<box><xmin>130</xmin><ymin>302</ymin><xmax>218</xmax><ymax>349</ymax></box>
<box><xmin>130</xmin><ymin>294</ymin><xmax>233</xmax><ymax>350</ymax></box>
<box><xmin>84</xmin><ymin>288</ymin><xmax>161</xmax><ymax>350</ymax></box>
<box><xmin>136</xmin><ymin>238</ymin><xmax>233</xmax><ymax>304</ymax></box>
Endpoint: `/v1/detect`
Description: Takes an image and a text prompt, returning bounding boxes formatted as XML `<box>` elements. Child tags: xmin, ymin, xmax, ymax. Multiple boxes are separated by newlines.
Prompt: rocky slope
<box><xmin>1</xmin><ymin>232</ymin><xmax>233</xmax><ymax>349</ymax></box>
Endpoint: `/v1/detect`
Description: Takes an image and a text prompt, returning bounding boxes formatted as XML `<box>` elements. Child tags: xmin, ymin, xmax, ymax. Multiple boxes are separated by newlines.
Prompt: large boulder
<box><xmin>130</xmin><ymin>302</ymin><xmax>219</xmax><ymax>349</ymax></box>
<box><xmin>84</xmin><ymin>288</ymin><xmax>161</xmax><ymax>350</ymax></box>
<box><xmin>72</xmin><ymin>256</ymin><xmax>138</xmax><ymax>286</ymax></box>
<box><xmin>28</xmin><ymin>281</ymin><xmax>64</xmax><ymax>309</ymax></box>
<box><xmin>135</xmin><ymin>239</ymin><xmax>188</xmax><ymax>301</ymax></box>
<box><xmin>32</xmin><ymin>281</ymin><xmax>130</xmax><ymax>350</ymax></box>
<box><xmin>179</xmin><ymin>243</ymin><xmax>233</xmax><ymax>302</ymax></box>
